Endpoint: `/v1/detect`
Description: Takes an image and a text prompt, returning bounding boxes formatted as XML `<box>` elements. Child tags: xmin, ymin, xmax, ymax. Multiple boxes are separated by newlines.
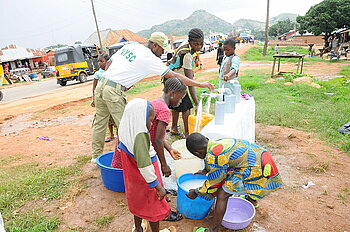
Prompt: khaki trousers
<box><xmin>92</xmin><ymin>80</ymin><xmax>127</xmax><ymax>158</ymax></box>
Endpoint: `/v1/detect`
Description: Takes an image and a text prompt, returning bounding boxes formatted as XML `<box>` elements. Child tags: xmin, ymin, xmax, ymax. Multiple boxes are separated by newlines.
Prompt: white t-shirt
<box><xmin>104</xmin><ymin>44</ymin><xmax>170</xmax><ymax>88</ymax></box>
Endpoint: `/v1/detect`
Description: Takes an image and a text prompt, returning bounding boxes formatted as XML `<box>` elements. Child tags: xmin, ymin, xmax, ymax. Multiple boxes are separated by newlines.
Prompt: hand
<box><xmin>170</xmin><ymin>149</ymin><xmax>181</xmax><ymax>160</ymax></box>
<box><xmin>200</xmin><ymin>81</ymin><xmax>215</xmax><ymax>91</ymax></box>
<box><xmin>161</xmin><ymin>163</ymin><xmax>172</xmax><ymax>177</ymax></box>
<box><xmin>186</xmin><ymin>189</ymin><xmax>198</xmax><ymax>199</ymax></box>
<box><xmin>223</xmin><ymin>75</ymin><xmax>229</xmax><ymax>82</ymax></box>
<box><xmin>194</xmin><ymin>169</ymin><xmax>208</xmax><ymax>175</ymax></box>
<box><xmin>91</xmin><ymin>100</ymin><xmax>95</xmax><ymax>107</ymax></box>
<box><xmin>155</xmin><ymin>184</ymin><xmax>167</xmax><ymax>200</ymax></box>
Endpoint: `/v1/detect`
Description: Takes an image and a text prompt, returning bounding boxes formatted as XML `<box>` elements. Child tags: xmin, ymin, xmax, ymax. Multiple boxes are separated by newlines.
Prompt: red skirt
<box><xmin>121</xmin><ymin>150</ymin><xmax>171</xmax><ymax>222</ymax></box>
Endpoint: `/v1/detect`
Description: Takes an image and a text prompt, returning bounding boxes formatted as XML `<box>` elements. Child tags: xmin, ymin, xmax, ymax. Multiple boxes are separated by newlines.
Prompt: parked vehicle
<box><xmin>201</xmin><ymin>40</ymin><xmax>214</xmax><ymax>53</ymax></box>
<box><xmin>41</xmin><ymin>66</ymin><xmax>57</xmax><ymax>78</ymax></box>
<box><xmin>173</xmin><ymin>39</ymin><xmax>186</xmax><ymax>51</ymax></box>
<box><xmin>107</xmin><ymin>41</ymin><xmax>138</xmax><ymax>57</ymax></box>
<box><xmin>54</xmin><ymin>44</ymin><xmax>98</xmax><ymax>86</ymax></box>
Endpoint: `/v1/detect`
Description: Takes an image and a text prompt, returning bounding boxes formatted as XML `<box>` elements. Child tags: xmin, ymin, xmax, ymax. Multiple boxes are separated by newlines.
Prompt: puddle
<box><xmin>0</xmin><ymin>113</ymin><xmax>93</xmax><ymax>135</ymax></box>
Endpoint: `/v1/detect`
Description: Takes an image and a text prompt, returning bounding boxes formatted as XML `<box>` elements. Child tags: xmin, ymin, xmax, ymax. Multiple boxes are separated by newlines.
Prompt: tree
<box><xmin>269</xmin><ymin>19</ymin><xmax>296</xmax><ymax>37</ymax></box>
<box><xmin>263</xmin><ymin>0</ymin><xmax>270</xmax><ymax>56</ymax></box>
<box><xmin>297</xmin><ymin>0</ymin><xmax>350</xmax><ymax>38</ymax></box>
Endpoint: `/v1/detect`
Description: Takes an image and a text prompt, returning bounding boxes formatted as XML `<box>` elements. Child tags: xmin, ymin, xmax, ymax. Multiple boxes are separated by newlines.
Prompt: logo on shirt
<box><xmin>120</xmin><ymin>48</ymin><xmax>136</xmax><ymax>62</ymax></box>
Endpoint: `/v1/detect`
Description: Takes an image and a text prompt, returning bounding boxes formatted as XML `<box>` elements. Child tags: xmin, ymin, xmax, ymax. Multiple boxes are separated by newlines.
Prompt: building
<box><xmin>0</xmin><ymin>44</ymin><xmax>48</xmax><ymax>71</ymax></box>
<box><xmin>84</xmin><ymin>29</ymin><xmax>148</xmax><ymax>48</ymax></box>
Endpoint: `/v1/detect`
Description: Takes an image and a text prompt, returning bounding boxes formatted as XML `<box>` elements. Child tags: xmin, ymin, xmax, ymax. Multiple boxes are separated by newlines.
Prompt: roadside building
<box><xmin>0</xmin><ymin>44</ymin><xmax>48</xmax><ymax>71</ymax></box>
<box><xmin>84</xmin><ymin>29</ymin><xmax>148</xmax><ymax>49</ymax></box>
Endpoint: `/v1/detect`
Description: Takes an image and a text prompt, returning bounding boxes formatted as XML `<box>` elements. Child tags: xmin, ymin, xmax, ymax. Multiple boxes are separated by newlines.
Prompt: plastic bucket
<box><xmin>177</xmin><ymin>173</ymin><xmax>214</xmax><ymax>220</ymax></box>
<box><xmin>96</xmin><ymin>152</ymin><xmax>125</xmax><ymax>192</ymax></box>
<box><xmin>221</xmin><ymin>197</ymin><xmax>256</xmax><ymax>230</ymax></box>
<box><xmin>172</xmin><ymin>139</ymin><xmax>203</xmax><ymax>177</ymax></box>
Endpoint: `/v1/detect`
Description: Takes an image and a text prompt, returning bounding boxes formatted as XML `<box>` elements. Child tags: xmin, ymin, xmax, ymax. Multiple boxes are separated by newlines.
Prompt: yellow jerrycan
<box><xmin>188</xmin><ymin>112</ymin><xmax>214</xmax><ymax>134</ymax></box>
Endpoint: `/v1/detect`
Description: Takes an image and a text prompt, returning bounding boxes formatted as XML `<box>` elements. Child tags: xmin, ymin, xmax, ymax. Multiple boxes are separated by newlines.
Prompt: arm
<box><xmin>184</xmin><ymin>68</ymin><xmax>199</xmax><ymax>107</ymax></box>
<box><xmin>164</xmin><ymin>70</ymin><xmax>214</xmax><ymax>91</ymax></box>
<box><xmin>153</xmin><ymin>120</ymin><xmax>171</xmax><ymax>177</ymax></box>
<box><xmin>164</xmin><ymin>141</ymin><xmax>181</xmax><ymax>160</ymax></box>
<box><xmin>91</xmin><ymin>78</ymin><xmax>99</xmax><ymax>107</ymax></box>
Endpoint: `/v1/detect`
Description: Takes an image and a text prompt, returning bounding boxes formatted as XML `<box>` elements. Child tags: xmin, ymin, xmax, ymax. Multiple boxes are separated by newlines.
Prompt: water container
<box><xmin>188</xmin><ymin>113</ymin><xmax>214</xmax><ymax>134</ymax></box>
<box><xmin>234</xmin><ymin>85</ymin><xmax>241</xmax><ymax>103</ymax></box>
<box><xmin>177</xmin><ymin>173</ymin><xmax>215</xmax><ymax>219</ymax></box>
<box><xmin>96</xmin><ymin>152</ymin><xmax>125</xmax><ymax>192</ymax></box>
<box><xmin>172</xmin><ymin>139</ymin><xmax>203</xmax><ymax>177</ymax></box>
<box><xmin>215</xmin><ymin>101</ymin><xmax>225</xmax><ymax>125</ymax></box>
<box><xmin>225</xmin><ymin>94</ymin><xmax>236</xmax><ymax>113</ymax></box>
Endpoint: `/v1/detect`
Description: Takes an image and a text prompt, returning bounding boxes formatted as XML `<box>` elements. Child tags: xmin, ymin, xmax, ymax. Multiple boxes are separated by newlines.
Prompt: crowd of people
<box><xmin>90</xmin><ymin>28</ymin><xmax>282</xmax><ymax>232</ymax></box>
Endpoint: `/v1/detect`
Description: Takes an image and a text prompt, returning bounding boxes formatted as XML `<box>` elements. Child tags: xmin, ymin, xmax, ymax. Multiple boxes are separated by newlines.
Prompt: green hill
<box><xmin>270</xmin><ymin>13</ymin><xmax>298</xmax><ymax>24</ymax></box>
<box><xmin>233</xmin><ymin>19</ymin><xmax>265</xmax><ymax>31</ymax></box>
<box><xmin>137</xmin><ymin>10</ymin><xmax>234</xmax><ymax>38</ymax></box>
<box><xmin>137</xmin><ymin>11</ymin><xmax>299</xmax><ymax>38</ymax></box>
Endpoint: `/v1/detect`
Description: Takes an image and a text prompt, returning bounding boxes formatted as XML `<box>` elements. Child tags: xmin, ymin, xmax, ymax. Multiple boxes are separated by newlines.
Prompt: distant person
<box><xmin>91</xmin><ymin>32</ymin><xmax>214</xmax><ymax>163</ymax></box>
<box><xmin>186</xmin><ymin>133</ymin><xmax>283</xmax><ymax>232</ymax></box>
<box><xmin>216</xmin><ymin>43</ymin><xmax>224</xmax><ymax>67</ymax></box>
<box><xmin>275</xmin><ymin>44</ymin><xmax>279</xmax><ymax>54</ymax></box>
<box><xmin>166</xmin><ymin>28</ymin><xmax>205</xmax><ymax>138</ymax></box>
<box><xmin>219</xmin><ymin>38</ymin><xmax>240</xmax><ymax>94</ymax></box>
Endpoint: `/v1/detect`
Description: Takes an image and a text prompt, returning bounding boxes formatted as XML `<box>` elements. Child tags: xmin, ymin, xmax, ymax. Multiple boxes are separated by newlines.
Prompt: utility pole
<box><xmin>91</xmin><ymin>0</ymin><xmax>103</xmax><ymax>53</ymax></box>
<box><xmin>263</xmin><ymin>0</ymin><xmax>270</xmax><ymax>56</ymax></box>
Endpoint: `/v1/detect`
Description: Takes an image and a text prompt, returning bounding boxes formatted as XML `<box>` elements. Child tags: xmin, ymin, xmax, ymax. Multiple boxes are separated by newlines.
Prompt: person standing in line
<box><xmin>91</xmin><ymin>32</ymin><xmax>214</xmax><ymax>163</ymax></box>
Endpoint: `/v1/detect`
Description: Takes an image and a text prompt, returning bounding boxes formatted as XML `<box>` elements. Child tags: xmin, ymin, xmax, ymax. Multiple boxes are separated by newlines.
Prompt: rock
<box><xmin>287</xmin><ymin>132</ymin><xmax>297</xmax><ymax>139</ymax></box>
<box><xmin>266</xmin><ymin>78</ymin><xmax>277</xmax><ymax>83</ymax></box>
<box><xmin>310</xmin><ymin>83</ymin><xmax>321</xmax><ymax>88</ymax></box>
<box><xmin>326</xmin><ymin>205</ymin><xmax>334</xmax><ymax>209</ymax></box>
<box><xmin>284</xmin><ymin>82</ymin><xmax>293</xmax><ymax>86</ymax></box>
<box><xmin>292</xmin><ymin>76</ymin><xmax>313</xmax><ymax>84</ymax></box>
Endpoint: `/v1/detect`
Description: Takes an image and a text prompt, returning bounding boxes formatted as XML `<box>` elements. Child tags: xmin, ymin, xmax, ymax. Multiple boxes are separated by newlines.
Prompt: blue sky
<box><xmin>0</xmin><ymin>0</ymin><xmax>323</xmax><ymax>49</ymax></box>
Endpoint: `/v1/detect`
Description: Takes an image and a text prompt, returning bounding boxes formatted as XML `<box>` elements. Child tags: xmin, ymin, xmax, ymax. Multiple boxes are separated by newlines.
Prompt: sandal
<box><xmin>193</xmin><ymin>227</ymin><xmax>208</xmax><ymax>232</ymax></box>
<box><xmin>169</xmin><ymin>131</ymin><xmax>186</xmax><ymax>139</ymax></box>
<box><xmin>105</xmin><ymin>136</ymin><xmax>114</xmax><ymax>142</ymax></box>
<box><xmin>164</xmin><ymin>211</ymin><xmax>183</xmax><ymax>222</ymax></box>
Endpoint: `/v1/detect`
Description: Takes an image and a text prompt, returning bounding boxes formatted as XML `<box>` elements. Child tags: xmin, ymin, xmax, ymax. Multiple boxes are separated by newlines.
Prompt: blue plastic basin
<box><xmin>177</xmin><ymin>173</ymin><xmax>214</xmax><ymax>220</ymax></box>
<box><xmin>96</xmin><ymin>152</ymin><xmax>125</xmax><ymax>192</ymax></box>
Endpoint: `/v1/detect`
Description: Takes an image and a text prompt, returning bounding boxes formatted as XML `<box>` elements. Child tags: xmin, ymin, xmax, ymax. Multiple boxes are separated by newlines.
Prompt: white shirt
<box><xmin>104</xmin><ymin>43</ymin><xmax>170</xmax><ymax>88</ymax></box>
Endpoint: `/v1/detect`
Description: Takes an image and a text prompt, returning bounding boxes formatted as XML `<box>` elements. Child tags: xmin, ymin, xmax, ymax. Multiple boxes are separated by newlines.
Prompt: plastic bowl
<box><xmin>221</xmin><ymin>197</ymin><xmax>256</xmax><ymax>230</ymax></box>
<box><xmin>96</xmin><ymin>152</ymin><xmax>125</xmax><ymax>192</ymax></box>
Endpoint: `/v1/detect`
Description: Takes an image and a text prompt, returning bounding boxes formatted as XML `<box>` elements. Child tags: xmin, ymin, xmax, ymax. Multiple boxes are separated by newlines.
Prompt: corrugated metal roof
<box><xmin>114</xmin><ymin>29</ymin><xmax>148</xmax><ymax>44</ymax></box>
<box><xmin>84</xmin><ymin>29</ymin><xmax>148</xmax><ymax>47</ymax></box>
<box><xmin>0</xmin><ymin>45</ymin><xmax>47</xmax><ymax>62</ymax></box>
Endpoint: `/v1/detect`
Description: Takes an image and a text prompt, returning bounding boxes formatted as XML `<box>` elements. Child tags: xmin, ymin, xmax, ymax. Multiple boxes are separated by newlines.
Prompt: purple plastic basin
<box><xmin>221</xmin><ymin>197</ymin><xmax>256</xmax><ymax>230</ymax></box>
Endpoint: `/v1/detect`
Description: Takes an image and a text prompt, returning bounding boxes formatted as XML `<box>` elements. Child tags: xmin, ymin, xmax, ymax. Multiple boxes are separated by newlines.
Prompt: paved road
<box><xmin>0</xmin><ymin>76</ymin><xmax>93</xmax><ymax>104</ymax></box>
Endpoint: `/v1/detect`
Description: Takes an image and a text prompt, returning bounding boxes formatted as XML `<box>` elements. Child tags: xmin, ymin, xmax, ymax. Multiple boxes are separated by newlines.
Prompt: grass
<box><xmin>0</xmin><ymin>156</ymin><xmax>87</xmax><ymax>232</ymax></box>
<box><xmin>126</xmin><ymin>79</ymin><xmax>161</xmax><ymax>95</ymax></box>
<box><xmin>195</xmin><ymin>65</ymin><xmax>350</xmax><ymax>154</ymax></box>
<box><xmin>94</xmin><ymin>215</ymin><xmax>114</xmax><ymax>226</ymax></box>
<box><xmin>241</xmin><ymin>45</ymin><xmax>345</xmax><ymax>63</ymax></box>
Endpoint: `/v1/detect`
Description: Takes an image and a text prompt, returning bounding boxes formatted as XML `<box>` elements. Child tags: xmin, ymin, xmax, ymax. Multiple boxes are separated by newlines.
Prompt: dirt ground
<box><xmin>1</xmin><ymin>44</ymin><xmax>350</xmax><ymax>232</ymax></box>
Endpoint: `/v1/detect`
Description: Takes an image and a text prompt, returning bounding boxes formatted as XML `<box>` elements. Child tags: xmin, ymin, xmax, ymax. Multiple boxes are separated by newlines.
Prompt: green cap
<box><xmin>149</xmin><ymin>32</ymin><xmax>173</xmax><ymax>53</ymax></box>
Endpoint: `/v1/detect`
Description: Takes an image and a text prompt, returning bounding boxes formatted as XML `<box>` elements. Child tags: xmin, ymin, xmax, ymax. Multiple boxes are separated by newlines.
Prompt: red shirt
<box><xmin>150</xmin><ymin>99</ymin><xmax>170</xmax><ymax>147</ymax></box>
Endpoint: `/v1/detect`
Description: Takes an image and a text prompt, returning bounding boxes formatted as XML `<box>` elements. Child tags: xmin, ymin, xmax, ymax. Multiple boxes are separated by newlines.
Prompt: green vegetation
<box><xmin>94</xmin><ymin>216</ymin><xmax>114</xmax><ymax>226</ymax></box>
<box><xmin>195</xmin><ymin>66</ymin><xmax>350</xmax><ymax>154</ymax></box>
<box><xmin>0</xmin><ymin>157</ymin><xmax>86</xmax><ymax>231</ymax></box>
<box><xmin>126</xmin><ymin>79</ymin><xmax>161</xmax><ymax>95</ymax></box>
<box><xmin>241</xmin><ymin>45</ymin><xmax>346</xmax><ymax>63</ymax></box>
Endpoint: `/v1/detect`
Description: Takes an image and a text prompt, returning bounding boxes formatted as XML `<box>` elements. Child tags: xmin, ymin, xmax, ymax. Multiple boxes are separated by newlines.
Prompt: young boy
<box><xmin>219</xmin><ymin>38</ymin><xmax>240</xmax><ymax>94</ymax></box>
<box><xmin>185</xmin><ymin>133</ymin><xmax>283</xmax><ymax>232</ymax></box>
